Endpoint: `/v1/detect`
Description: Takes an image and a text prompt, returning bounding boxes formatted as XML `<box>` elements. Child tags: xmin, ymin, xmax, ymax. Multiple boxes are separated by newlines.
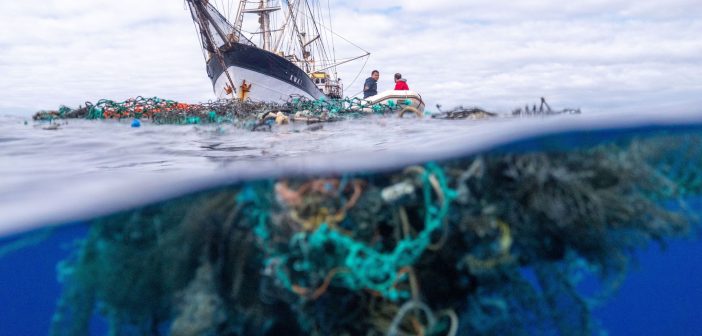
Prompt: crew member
<box><xmin>363</xmin><ymin>70</ymin><xmax>380</xmax><ymax>98</ymax></box>
<box><xmin>394</xmin><ymin>73</ymin><xmax>409</xmax><ymax>90</ymax></box>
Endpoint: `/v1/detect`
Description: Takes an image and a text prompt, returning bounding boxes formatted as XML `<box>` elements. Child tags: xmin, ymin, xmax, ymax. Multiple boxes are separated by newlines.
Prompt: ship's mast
<box><xmin>285</xmin><ymin>0</ymin><xmax>312</xmax><ymax>72</ymax></box>
<box><xmin>186</xmin><ymin>0</ymin><xmax>238</xmax><ymax>95</ymax></box>
<box><xmin>238</xmin><ymin>0</ymin><xmax>280</xmax><ymax>52</ymax></box>
<box><xmin>233</xmin><ymin>0</ymin><xmax>247</xmax><ymax>36</ymax></box>
<box><xmin>260</xmin><ymin>1</ymin><xmax>274</xmax><ymax>51</ymax></box>
<box><xmin>233</xmin><ymin>0</ymin><xmax>363</xmax><ymax>76</ymax></box>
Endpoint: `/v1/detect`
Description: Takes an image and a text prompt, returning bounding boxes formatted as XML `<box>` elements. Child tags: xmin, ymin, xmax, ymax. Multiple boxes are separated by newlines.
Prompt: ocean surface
<box><xmin>1</xmin><ymin>111</ymin><xmax>701</xmax><ymax>335</ymax></box>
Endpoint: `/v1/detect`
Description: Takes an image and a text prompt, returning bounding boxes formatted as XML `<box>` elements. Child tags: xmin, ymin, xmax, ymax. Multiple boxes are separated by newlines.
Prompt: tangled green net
<box><xmin>48</xmin><ymin>130</ymin><xmax>702</xmax><ymax>336</ymax></box>
<box><xmin>33</xmin><ymin>96</ymin><xmax>416</xmax><ymax>127</ymax></box>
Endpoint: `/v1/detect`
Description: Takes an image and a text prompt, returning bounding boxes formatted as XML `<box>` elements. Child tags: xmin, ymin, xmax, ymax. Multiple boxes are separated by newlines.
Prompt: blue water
<box><xmin>2</xmin><ymin>112</ymin><xmax>702</xmax><ymax>335</ymax></box>
<box><xmin>2</xmin><ymin>223</ymin><xmax>700</xmax><ymax>335</ymax></box>
<box><xmin>595</xmin><ymin>239</ymin><xmax>702</xmax><ymax>335</ymax></box>
<box><xmin>0</xmin><ymin>225</ymin><xmax>85</xmax><ymax>335</ymax></box>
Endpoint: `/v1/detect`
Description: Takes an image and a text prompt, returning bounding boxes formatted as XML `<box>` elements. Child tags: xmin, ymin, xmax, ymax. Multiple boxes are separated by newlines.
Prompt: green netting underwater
<box><xmin>49</xmin><ymin>129</ymin><xmax>702</xmax><ymax>336</ymax></box>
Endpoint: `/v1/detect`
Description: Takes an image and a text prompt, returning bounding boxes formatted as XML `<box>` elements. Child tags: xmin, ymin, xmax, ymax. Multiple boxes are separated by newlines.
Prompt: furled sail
<box><xmin>186</xmin><ymin>0</ymin><xmax>254</xmax><ymax>53</ymax></box>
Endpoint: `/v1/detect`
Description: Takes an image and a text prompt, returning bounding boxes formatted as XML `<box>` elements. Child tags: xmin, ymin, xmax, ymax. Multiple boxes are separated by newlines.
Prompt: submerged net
<box><xmin>48</xmin><ymin>130</ymin><xmax>702</xmax><ymax>336</ymax></box>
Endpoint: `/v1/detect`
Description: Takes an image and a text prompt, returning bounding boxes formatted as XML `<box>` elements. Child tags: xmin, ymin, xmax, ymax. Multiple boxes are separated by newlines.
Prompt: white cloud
<box><xmin>0</xmin><ymin>1</ymin><xmax>212</xmax><ymax>113</ymax></box>
<box><xmin>330</xmin><ymin>2</ymin><xmax>702</xmax><ymax>112</ymax></box>
<box><xmin>0</xmin><ymin>0</ymin><xmax>700</xmax><ymax>115</ymax></box>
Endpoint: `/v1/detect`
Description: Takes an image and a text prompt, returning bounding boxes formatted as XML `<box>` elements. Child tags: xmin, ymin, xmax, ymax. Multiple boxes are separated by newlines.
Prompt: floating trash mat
<box><xmin>31</xmin><ymin>96</ymin><xmax>428</xmax><ymax>128</ymax></box>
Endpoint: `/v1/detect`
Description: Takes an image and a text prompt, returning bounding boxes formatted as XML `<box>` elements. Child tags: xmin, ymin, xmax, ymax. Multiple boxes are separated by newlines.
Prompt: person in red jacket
<box><xmin>394</xmin><ymin>73</ymin><xmax>410</xmax><ymax>90</ymax></box>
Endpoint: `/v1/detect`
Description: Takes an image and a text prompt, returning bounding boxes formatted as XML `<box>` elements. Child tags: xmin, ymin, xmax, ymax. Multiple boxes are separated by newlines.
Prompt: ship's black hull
<box><xmin>206</xmin><ymin>43</ymin><xmax>324</xmax><ymax>101</ymax></box>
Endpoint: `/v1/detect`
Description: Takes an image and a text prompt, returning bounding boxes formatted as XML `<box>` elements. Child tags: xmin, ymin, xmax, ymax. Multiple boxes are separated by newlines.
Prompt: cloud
<box><xmin>0</xmin><ymin>0</ymin><xmax>700</xmax><ymax>115</ymax></box>
<box><xmin>338</xmin><ymin>0</ymin><xmax>702</xmax><ymax>20</ymax></box>
<box><xmin>0</xmin><ymin>1</ymin><xmax>213</xmax><ymax>112</ymax></box>
<box><xmin>330</xmin><ymin>2</ymin><xmax>702</xmax><ymax>112</ymax></box>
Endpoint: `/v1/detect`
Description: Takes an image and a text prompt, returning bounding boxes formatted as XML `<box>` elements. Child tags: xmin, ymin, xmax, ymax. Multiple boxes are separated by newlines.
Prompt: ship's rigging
<box><xmin>186</xmin><ymin>0</ymin><xmax>370</xmax><ymax>98</ymax></box>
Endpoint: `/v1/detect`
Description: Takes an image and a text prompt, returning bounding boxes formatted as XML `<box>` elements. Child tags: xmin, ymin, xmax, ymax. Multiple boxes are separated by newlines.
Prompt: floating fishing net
<box><xmin>32</xmin><ymin>96</ymin><xmax>416</xmax><ymax>127</ymax></box>
<box><xmin>49</xmin><ymin>130</ymin><xmax>702</xmax><ymax>336</ymax></box>
<box><xmin>431</xmin><ymin>107</ymin><xmax>498</xmax><ymax>120</ymax></box>
<box><xmin>32</xmin><ymin>96</ymin><xmax>581</xmax><ymax>129</ymax></box>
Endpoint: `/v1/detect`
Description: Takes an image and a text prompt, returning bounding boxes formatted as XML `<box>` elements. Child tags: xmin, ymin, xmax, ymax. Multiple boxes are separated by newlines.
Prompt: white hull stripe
<box><xmin>213</xmin><ymin>66</ymin><xmax>319</xmax><ymax>103</ymax></box>
<box><xmin>207</xmin><ymin>42</ymin><xmax>324</xmax><ymax>101</ymax></box>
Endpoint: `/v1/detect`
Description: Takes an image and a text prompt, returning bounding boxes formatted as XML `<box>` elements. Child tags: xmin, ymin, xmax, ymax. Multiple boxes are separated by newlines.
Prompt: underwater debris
<box><xmin>170</xmin><ymin>263</ymin><xmax>226</xmax><ymax>336</ymax></box>
<box><xmin>50</xmin><ymin>132</ymin><xmax>701</xmax><ymax>335</ymax></box>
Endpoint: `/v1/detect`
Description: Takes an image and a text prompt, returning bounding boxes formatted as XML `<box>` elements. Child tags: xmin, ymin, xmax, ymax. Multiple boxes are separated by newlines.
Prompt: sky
<box><xmin>0</xmin><ymin>0</ymin><xmax>701</xmax><ymax>116</ymax></box>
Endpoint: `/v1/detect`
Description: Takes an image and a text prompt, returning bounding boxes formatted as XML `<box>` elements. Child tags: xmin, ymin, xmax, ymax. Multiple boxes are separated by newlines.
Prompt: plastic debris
<box><xmin>33</xmin><ymin>95</ymin><xmax>410</xmax><ymax>127</ymax></box>
<box><xmin>47</xmin><ymin>131</ymin><xmax>702</xmax><ymax>336</ymax></box>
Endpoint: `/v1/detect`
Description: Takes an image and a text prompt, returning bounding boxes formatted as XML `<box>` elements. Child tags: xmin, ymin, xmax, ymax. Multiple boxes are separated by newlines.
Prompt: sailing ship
<box><xmin>185</xmin><ymin>0</ymin><xmax>368</xmax><ymax>103</ymax></box>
